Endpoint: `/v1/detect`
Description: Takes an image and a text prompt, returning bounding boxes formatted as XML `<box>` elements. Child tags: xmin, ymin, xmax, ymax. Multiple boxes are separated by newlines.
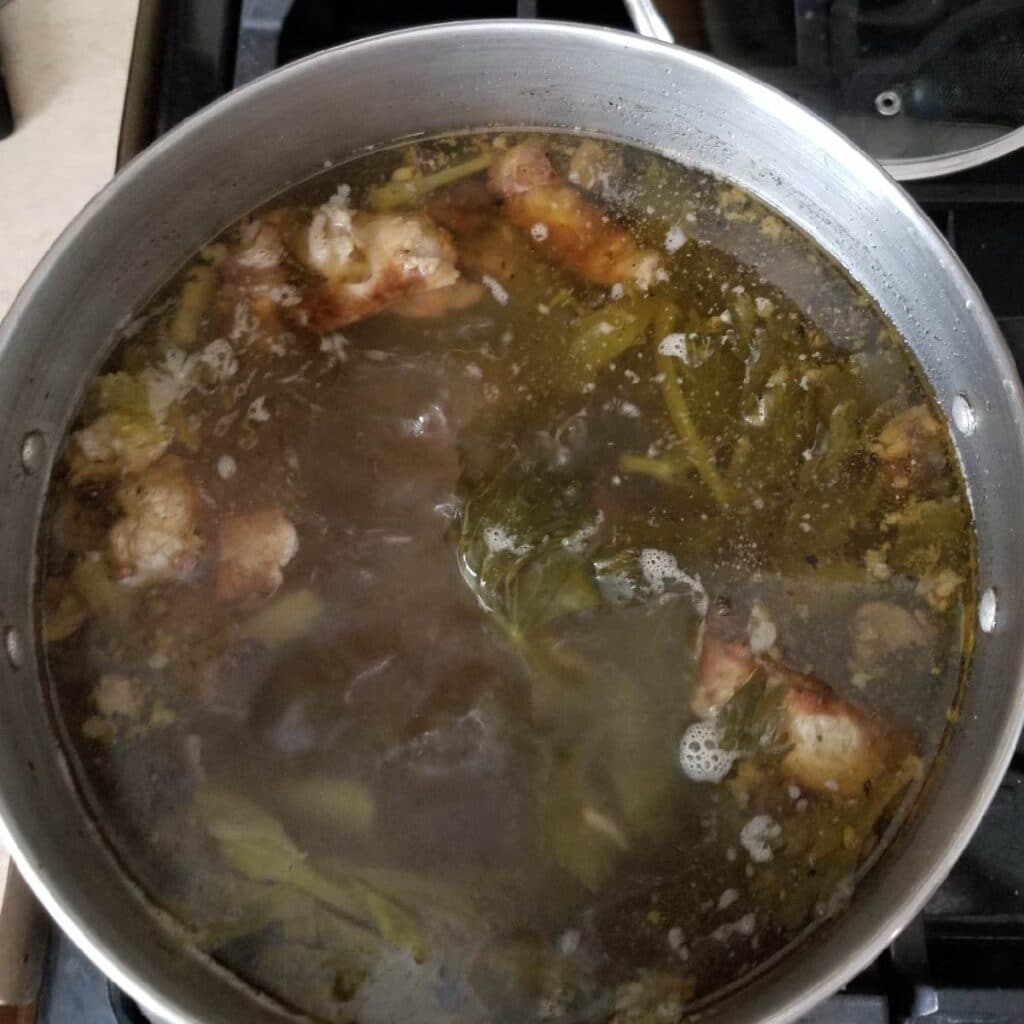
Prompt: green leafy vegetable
<box><xmin>456</xmin><ymin>469</ymin><xmax>600</xmax><ymax>633</ymax></box>
<box><xmin>96</xmin><ymin>372</ymin><xmax>152</xmax><ymax>416</ymax></box>
<box><xmin>277</xmin><ymin>778</ymin><xmax>376</xmax><ymax>837</ymax></box>
<box><xmin>884</xmin><ymin>498</ymin><xmax>968</xmax><ymax>578</ymax></box>
<box><xmin>367</xmin><ymin>151</ymin><xmax>494</xmax><ymax>211</ymax></box>
<box><xmin>717</xmin><ymin>670</ymin><xmax>788</xmax><ymax>757</ymax></box>
<box><xmin>652</xmin><ymin>301</ymin><xmax>732</xmax><ymax>506</ymax></box>
<box><xmin>240</xmin><ymin>589</ymin><xmax>326</xmax><ymax>648</ymax></box>
<box><xmin>618</xmin><ymin>451</ymin><xmax>690</xmax><ymax>486</ymax></box>
<box><xmin>71</xmin><ymin>558</ymin><xmax>135</xmax><ymax>624</ymax></box>
<box><xmin>568</xmin><ymin>297</ymin><xmax>655</xmax><ymax>383</ymax></box>
<box><xmin>198</xmin><ymin>787</ymin><xmax>428</xmax><ymax>958</ymax></box>
<box><xmin>166</xmin><ymin>263</ymin><xmax>217</xmax><ymax>348</ymax></box>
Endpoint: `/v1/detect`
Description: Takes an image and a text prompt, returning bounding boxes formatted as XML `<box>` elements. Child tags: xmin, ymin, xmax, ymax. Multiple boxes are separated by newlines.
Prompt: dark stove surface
<box><xmin>43</xmin><ymin>3</ymin><xmax>1024</xmax><ymax>1022</ymax></box>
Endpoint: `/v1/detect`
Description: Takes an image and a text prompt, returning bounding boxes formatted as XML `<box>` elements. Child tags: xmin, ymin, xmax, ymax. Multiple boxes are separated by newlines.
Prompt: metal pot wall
<box><xmin>0</xmin><ymin>21</ymin><xmax>1022</xmax><ymax>1024</ymax></box>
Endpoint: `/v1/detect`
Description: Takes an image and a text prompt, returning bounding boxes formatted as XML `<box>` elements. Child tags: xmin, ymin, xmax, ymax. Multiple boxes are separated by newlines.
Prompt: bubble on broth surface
<box><xmin>680</xmin><ymin>720</ymin><xmax>737</xmax><ymax>783</ymax></box>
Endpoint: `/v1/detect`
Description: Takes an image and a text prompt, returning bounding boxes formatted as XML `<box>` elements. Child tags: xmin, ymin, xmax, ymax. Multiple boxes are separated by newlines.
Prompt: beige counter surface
<box><xmin>0</xmin><ymin>0</ymin><xmax>139</xmax><ymax>315</ymax></box>
<box><xmin>0</xmin><ymin>0</ymin><xmax>139</xmax><ymax>1004</ymax></box>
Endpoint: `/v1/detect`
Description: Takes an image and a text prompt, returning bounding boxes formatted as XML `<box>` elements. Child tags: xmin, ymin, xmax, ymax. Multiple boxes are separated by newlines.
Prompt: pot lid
<box><xmin>627</xmin><ymin>0</ymin><xmax>1024</xmax><ymax>180</ymax></box>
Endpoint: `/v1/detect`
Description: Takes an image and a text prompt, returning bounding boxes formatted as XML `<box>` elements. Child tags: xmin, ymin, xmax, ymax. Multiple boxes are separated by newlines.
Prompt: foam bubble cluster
<box><xmin>640</xmin><ymin>548</ymin><xmax>709</xmax><ymax>614</ymax></box>
<box><xmin>679</xmin><ymin>720</ymin><xmax>736</xmax><ymax>783</ymax></box>
<box><xmin>657</xmin><ymin>333</ymin><xmax>689</xmax><ymax>360</ymax></box>
<box><xmin>482</xmin><ymin>525</ymin><xmax>529</xmax><ymax>556</ymax></box>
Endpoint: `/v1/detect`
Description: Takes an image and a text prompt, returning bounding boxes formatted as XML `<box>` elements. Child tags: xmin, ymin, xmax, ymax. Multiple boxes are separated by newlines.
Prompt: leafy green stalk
<box><xmin>652</xmin><ymin>302</ymin><xmax>731</xmax><ymax>506</ymax></box>
<box><xmin>568</xmin><ymin>298</ymin><xmax>656</xmax><ymax>383</ymax></box>
<box><xmin>367</xmin><ymin>151</ymin><xmax>494</xmax><ymax>210</ymax></box>
<box><xmin>619</xmin><ymin>452</ymin><xmax>689</xmax><ymax>486</ymax></box>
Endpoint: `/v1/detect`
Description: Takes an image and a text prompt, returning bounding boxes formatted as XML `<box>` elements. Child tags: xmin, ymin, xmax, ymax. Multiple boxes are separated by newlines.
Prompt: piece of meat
<box><xmin>490</xmin><ymin>141</ymin><xmax>560</xmax><ymax>195</ymax></box>
<box><xmin>426</xmin><ymin>178</ymin><xmax>499</xmax><ymax>235</ymax></box>
<box><xmin>691</xmin><ymin>631</ymin><xmax>756</xmax><ymax>718</ymax></box>
<box><xmin>850</xmin><ymin>600</ymin><xmax>932</xmax><ymax>676</ymax></box>
<box><xmin>567</xmin><ymin>139</ymin><xmax>624</xmax><ymax>193</ymax></box>
<box><xmin>693</xmin><ymin>627</ymin><xmax>908</xmax><ymax>797</ymax></box>
<box><xmin>217</xmin><ymin>217</ymin><xmax>298</xmax><ymax>343</ymax></box>
<box><xmin>488</xmin><ymin>141</ymin><xmax>662</xmax><ymax>289</ymax></box>
<box><xmin>427</xmin><ymin>180</ymin><xmax>533</xmax><ymax>283</ymax></box>
<box><xmin>215</xmin><ymin>507</ymin><xmax>298</xmax><ymax>602</ymax></box>
<box><xmin>93</xmin><ymin>673</ymin><xmax>144</xmax><ymax>720</ymax></box>
<box><xmin>389</xmin><ymin>279</ymin><xmax>486</xmax><ymax>318</ymax></box>
<box><xmin>295</xmin><ymin>187</ymin><xmax>460</xmax><ymax>331</ymax></box>
<box><xmin>871</xmin><ymin>404</ymin><xmax>945</xmax><ymax>490</ymax></box>
<box><xmin>108</xmin><ymin>456</ymin><xmax>203</xmax><ymax>585</ymax></box>
<box><xmin>915</xmin><ymin>568</ymin><xmax>965</xmax><ymax>612</ymax></box>
<box><xmin>780</xmin><ymin>685</ymin><xmax>896</xmax><ymax>798</ymax></box>
<box><xmin>452</xmin><ymin>221</ymin><xmax>533</xmax><ymax>283</ymax></box>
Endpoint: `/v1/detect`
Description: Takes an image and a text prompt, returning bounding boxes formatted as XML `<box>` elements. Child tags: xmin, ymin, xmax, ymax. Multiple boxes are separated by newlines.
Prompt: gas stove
<box><xmin>33</xmin><ymin>3</ymin><xmax>1024</xmax><ymax>1022</ymax></box>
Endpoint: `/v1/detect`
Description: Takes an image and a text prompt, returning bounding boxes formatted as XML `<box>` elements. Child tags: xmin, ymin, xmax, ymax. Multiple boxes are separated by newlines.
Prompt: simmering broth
<box><xmin>39</xmin><ymin>132</ymin><xmax>974</xmax><ymax>1022</ymax></box>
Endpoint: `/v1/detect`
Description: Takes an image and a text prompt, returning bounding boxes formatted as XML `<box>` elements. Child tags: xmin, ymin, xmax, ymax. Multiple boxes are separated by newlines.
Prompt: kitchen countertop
<box><xmin>0</xmin><ymin>0</ymin><xmax>139</xmax><ymax>316</ymax></box>
<box><xmin>0</xmin><ymin>0</ymin><xmax>139</xmax><ymax>1005</ymax></box>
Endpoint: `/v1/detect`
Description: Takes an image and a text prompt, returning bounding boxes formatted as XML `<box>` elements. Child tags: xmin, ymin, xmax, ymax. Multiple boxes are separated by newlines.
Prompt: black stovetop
<box><xmin>37</xmin><ymin>3</ymin><xmax>1024</xmax><ymax>1022</ymax></box>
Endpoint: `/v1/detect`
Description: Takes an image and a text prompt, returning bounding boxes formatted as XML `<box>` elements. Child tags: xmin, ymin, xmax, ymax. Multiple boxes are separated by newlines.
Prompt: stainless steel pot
<box><xmin>0</xmin><ymin>20</ymin><xmax>1022</xmax><ymax>1024</ymax></box>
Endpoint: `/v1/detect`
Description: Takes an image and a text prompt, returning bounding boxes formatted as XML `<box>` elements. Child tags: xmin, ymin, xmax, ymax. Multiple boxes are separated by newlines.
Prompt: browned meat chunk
<box><xmin>427</xmin><ymin>178</ymin><xmax>499</xmax><ymax>236</ymax></box>
<box><xmin>849</xmin><ymin>600</ymin><xmax>932</xmax><ymax>681</ymax></box>
<box><xmin>780</xmin><ymin>684</ymin><xmax>896</xmax><ymax>798</ymax></box>
<box><xmin>693</xmin><ymin>628</ymin><xmax>909</xmax><ymax>798</ymax></box>
<box><xmin>217</xmin><ymin>218</ymin><xmax>297</xmax><ymax>343</ymax></box>
<box><xmin>390</xmin><ymin>279</ymin><xmax>486</xmax><ymax>318</ymax></box>
<box><xmin>108</xmin><ymin>456</ymin><xmax>203</xmax><ymax>585</ymax></box>
<box><xmin>427</xmin><ymin>179</ymin><xmax>533</xmax><ymax>284</ymax></box>
<box><xmin>488</xmin><ymin>141</ymin><xmax>662</xmax><ymax>289</ymax></box>
<box><xmin>916</xmin><ymin>568</ymin><xmax>965</xmax><ymax>612</ymax></box>
<box><xmin>296</xmin><ymin>187</ymin><xmax>460</xmax><ymax>331</ymax></box>
<box><xmin>871</xmin><ymin>404</ymin><xmax>945</xmax><ymax>490</ymax></box>
<box><xmin>567</xmin><ymin>139</ymin><xmax>625</xmax><ymax>193</ymax></box>
<box><xmin>215</xmin><ymin>508</ymin><xmax>298</xmax><ymax>602</ymax></box>
<box><xmin>692</xmin><ymin>631</ymin><xmax>756</xmax><ymax>718</ymax></box>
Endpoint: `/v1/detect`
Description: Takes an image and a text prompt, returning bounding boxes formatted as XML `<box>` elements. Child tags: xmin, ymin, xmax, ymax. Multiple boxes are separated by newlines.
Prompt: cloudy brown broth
<box><xmin>39</xmin><ymin>132</ymin><xmax>974</xmax><ymax>1022</ymax></box>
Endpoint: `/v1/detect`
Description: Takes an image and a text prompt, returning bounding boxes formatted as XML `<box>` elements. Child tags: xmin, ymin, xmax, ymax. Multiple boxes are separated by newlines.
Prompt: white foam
<box><xmin>482</xmin><ymin>525</ymin><xmax>528</xmax><ymax>556</ymax></box>
<box><xmin>679</xmin><ymin>720</ymin><xmax>736</xmax><ymax>783</ymax></box>
<box><xmin>711</xmin><ymin>912</ymin><xmax>757</xmax><ymax>942</ymax></box>
<box><xmin>639</xmin><ymin>549</ymin><xmax>708</xmax><ymax>613</ymax></box>
<box><xmin>665</xmin><ymin>225</ymin><xmax>687</xmax><ymax>253</ymax></box>
<box><xmin>481</xmin><ymin>274</ymin><xmax>509</xmax><ymax>307</ymax></box>
<box><xmin>717</xmin><ymin>888</ymin><xmax>739</xmax><ymax>911</ymax></box>
<box><xmin>740</xmin><ymin>814</ymin><xmax>781</xmax><ymax>863</ymax></box>
<box><xmin>320</xmin><ymin>331</ymin><xmax>350</xmax><ymax>362</ymax></box>
<box><xmin>144</xmin><ymin>339</ymin><xmax>238</xmax><ymax>424</ymax></box>
<box><xmin>247</xmin><ymin>395</ymin><xmax>270</xmax><ymax>423</ymax></box>
<box><xmin>306</xmin><ymin>186</ymin><xmax>355</xmax><ymax>274</ymax></box>
<box><xmin>657</xmin><ymin>333</ymin><xmax>688</xmax><ymax>360</ymax></box>
<box><xmin>237</xmin><ymin>242</ymin><xmax>282</xmax><ymax>270</ymax></box>
<box><xmin>561</xmin><ymin>510</ymin><xmax>604</xmax><ymax>553</ymax></box>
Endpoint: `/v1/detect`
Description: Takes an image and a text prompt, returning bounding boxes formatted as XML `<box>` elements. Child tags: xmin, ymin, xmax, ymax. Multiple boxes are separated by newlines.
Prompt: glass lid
<box><xmin>627</xmin><ymin>0</ymin><xmax>1024</xmax><ymax>179</ymax></box>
